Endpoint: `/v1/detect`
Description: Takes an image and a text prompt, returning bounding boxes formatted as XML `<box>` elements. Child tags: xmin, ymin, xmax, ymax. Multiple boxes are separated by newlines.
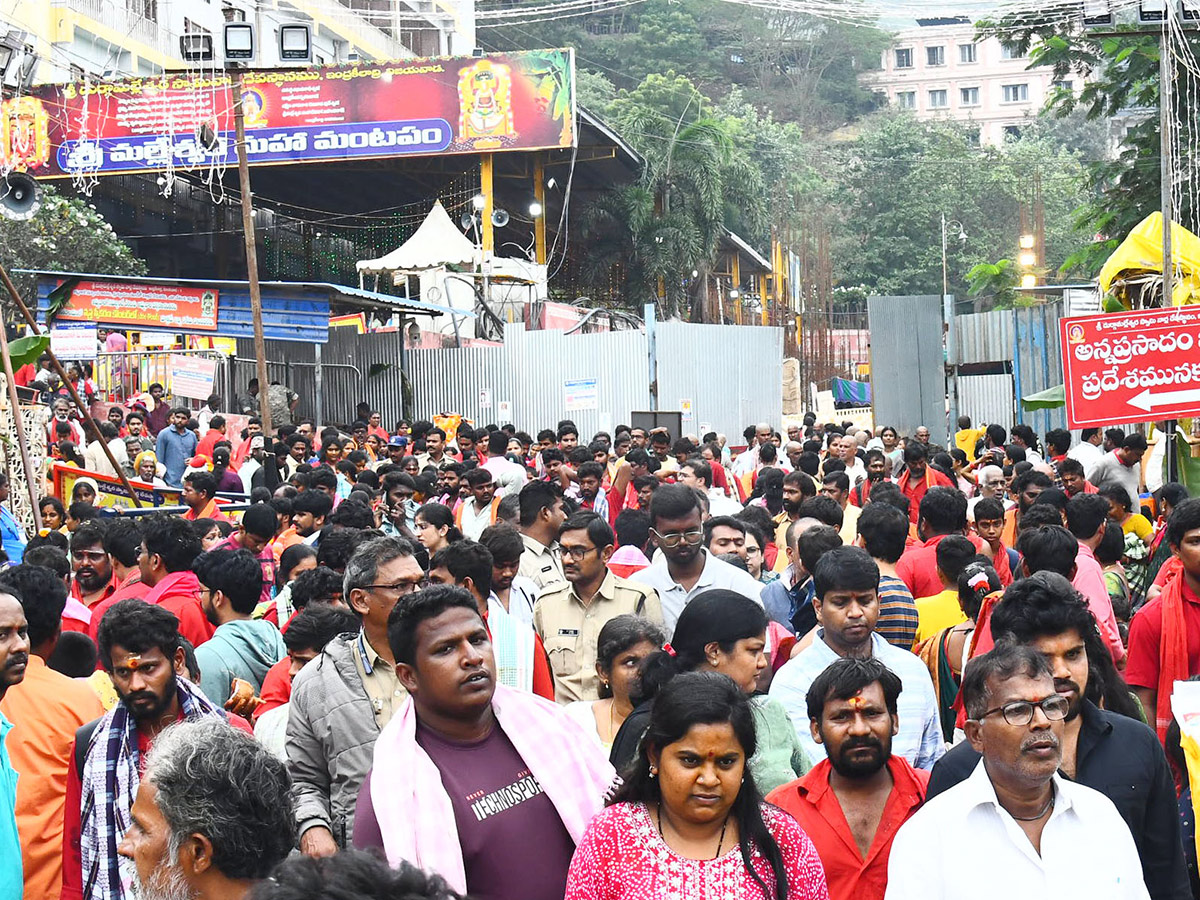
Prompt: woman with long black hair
<box><xmin>565</xmin><ymin>672</ymin><xmax>828</xmax><ymax>900</ymax></box>
<box><xmin>609</xmin><ymin>590</ymin><xmax>809</xmax><ymax>792</ymax></box>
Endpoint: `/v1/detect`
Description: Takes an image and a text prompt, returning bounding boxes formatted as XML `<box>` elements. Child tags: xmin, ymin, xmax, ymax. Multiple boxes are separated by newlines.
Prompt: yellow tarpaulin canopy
<box><xmin>1099</xmin><ymin>212</ymin><xmax>1200</xmax><ymax>306</ymax></box>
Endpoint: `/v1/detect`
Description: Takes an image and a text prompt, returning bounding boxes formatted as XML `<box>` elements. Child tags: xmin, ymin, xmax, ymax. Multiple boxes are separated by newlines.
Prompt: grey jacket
<box><xmin>285</xmin><ymin>633</ymin><xmax>380</xmax><ymax>846</ymax></box>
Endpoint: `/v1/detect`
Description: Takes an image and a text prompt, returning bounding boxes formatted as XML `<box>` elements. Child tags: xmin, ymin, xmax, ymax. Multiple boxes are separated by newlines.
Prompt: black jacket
<box><xmin>927</xmin><ymin>701</ymin><xmax>1189</xmax><ymax>900</ymax></box>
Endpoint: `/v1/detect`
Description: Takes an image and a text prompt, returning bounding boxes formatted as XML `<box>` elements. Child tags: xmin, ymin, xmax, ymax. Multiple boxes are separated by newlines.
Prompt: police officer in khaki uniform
<box><xmin>534</xmin><ymin>511</ymin><xmax>662</xmax><ymax>704</ymax></box>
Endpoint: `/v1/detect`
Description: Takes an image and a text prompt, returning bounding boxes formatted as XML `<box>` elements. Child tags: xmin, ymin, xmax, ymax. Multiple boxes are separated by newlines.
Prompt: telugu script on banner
<box><xmin>56</xmin><ymin>280</ymin><xmax>219</xmax><ymax>331</ymax></box>
<box><xmin>1</xmin><ymin>50</ymin><xmax>575</xmax><ymax>179</ymax></box>
<box><xmin>1060</xmin><ymin>306</ymin><xmax>1200</xmax><ymax>427</ymax></box>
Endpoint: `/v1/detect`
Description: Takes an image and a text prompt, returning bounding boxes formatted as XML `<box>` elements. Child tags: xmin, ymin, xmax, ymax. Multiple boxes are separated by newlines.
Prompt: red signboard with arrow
<box><xmin>1060</xmin><ymin>305</ymin><xmax>1200</xmax><ymax>427</ymax></box>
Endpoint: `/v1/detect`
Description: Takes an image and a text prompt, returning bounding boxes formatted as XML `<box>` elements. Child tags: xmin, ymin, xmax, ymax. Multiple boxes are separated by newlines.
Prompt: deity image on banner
<box><xmin>241</xmin><ymin>88</ymin><xmax>268</xmax><ymax>128</ymax></box>
<box><xmin>0</xmin><ymin>95</ymin><xmax>51</xmax><ymax>171</ymax></box>
<box><xmin>457</xmin><ymin>60</ymin><xmax>515</xmax><ymax>150</ymax></box>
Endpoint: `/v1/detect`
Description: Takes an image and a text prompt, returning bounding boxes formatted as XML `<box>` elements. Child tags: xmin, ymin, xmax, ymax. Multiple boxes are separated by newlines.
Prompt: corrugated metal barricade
<box><xmin>867</xmin><ymin>295</ymin><xmax>949</xmax><ymax>446</ymax></box>
<box><xmin>233</xmin><ymin>329</ymin><xmax>405</xmax><ymax>426</ymax></box>
<box><xmin>230</xmin><ymin>321</ymin><xmax>783</xmax><ymax>436</ymax></box>
<box><xmin>656</xmin><ymin>321</ymin><xmax>783</xmax><ymax>440</ymax></box>
<box><xmin>408</xmin><ymin>322</ymin><xmax>783</xmax><ymax>439</ymax></box>
<box><xmin>955</xmin><ymin>301</ymin><xmax>1066</xmax><ymax>434</ymax></box>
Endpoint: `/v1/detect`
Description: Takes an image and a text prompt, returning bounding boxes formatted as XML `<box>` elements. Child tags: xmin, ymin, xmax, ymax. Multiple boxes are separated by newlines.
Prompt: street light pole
<box><xmin>231</xmin><ymin>66</ymin><xmax>273</xmax><ymax>437</ymax></box>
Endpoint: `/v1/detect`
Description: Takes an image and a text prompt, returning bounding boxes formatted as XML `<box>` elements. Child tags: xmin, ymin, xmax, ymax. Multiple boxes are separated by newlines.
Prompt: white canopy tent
<box><xmin>356</xmin><ymin>201</ymin><xmax>479</xmax><ymax>277</ymax></box>
<box><xmin>355</xmin><ymin>201</ymin><xmax>548</xmax><ymax>340</ymax></box>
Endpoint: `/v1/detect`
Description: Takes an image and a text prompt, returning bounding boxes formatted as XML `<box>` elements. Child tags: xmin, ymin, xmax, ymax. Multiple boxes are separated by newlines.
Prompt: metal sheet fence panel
<box><xmin>1013</xmin><ymin>302</ymin><xmax>1066</xmax><ymax>434</ymax></box>
<box><xmin>233</xmin><ymin>338</ymin><xmax>317</xmax><ymax>422</ymax></box>
<box><xmin>234</xmin><ymin>322</ymin><xmax>782</xmax><ymax>436</ymax></box>
<box><xmin>958</xmin><ymin>374</ymin><xmax>1015</xmax><ymax>431</ymax></box>
<box><xmin>656</xmin><ymin>322</ymin><xmax>783</xmax><ymax>438</ymax></box>
<box><xmin>868</xmin><ymin>295</ymin><xmax>948</xmax><ymax>446</ymax></box>
<box><xmin>407</xmin><ymin>343</ymin><xmax>513</xmax><ymax>427</ymax></box>
<box><xmin>955</xmin><ymin>310</ymin><xmax>1015</xmax><ymax>366</ymax></box>
<box><xmin>320</xmin><ymin>329</ymin><xmax>406</xmax><ymax>427</ymax></box>
<box><xmin>504</xmin><ymin>323</ymin><xmax>649</xmax><ymax>437</ymax></box>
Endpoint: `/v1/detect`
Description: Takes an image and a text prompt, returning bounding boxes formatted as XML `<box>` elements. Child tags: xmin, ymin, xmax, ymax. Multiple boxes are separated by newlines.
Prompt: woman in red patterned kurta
<box><xmin>565</xmin><ymin>671</ymin><xmax>828</xmax><ymax>900</ymax></box>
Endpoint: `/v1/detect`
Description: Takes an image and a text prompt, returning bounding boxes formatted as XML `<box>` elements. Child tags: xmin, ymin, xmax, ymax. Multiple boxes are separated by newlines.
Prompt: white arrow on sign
<box><xmin>1127</xmin><ymin>387</ymin><xmax>1200</xmax><ymax>412</ymax></box>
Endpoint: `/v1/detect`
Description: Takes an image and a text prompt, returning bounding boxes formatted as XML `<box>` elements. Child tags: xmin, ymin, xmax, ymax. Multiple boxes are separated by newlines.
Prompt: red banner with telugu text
<box><xmin>2</xmin><ymin>50</ymin><xmax>575</xmax><ymax>179</ymax></box>
<box><xmin>1060</xmin><ymin>305</ymin><xmax>1200</xmax><ymax>427</ymax></box>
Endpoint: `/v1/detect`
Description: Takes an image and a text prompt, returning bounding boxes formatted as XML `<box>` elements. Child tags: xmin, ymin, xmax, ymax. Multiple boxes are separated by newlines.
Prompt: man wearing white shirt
<box><xmin>480</xmin><ymin>430</ymin><xmax>527</xmax><ymax>497</ymax></box>
<box><xmin>633</xmin><ymin>484</ymin><xmax>762</xmax><ymax>634</ymax></box>
<box><xmin>732</xmin><ymin>422</ymin><xmax>772</xmax><ymax>478</ymax></box>
<box><xmin>1067</xmin><ymin>427</ymin><xmax>1104</xmax><ymax>475</ymax></box>
<box><xmin>828</xmin><ymin>435</ymin><xmax>867</xmax><ymax>486</ymax></box>
<box><xmin>239</xmin><ymin>435</ymin><xmax>265</xmax><ymax>493</ymax></box>
<box><xmin>885</xmin><ymin>642</ymin><xmax>1148</xmax><ymax>900</ymax></box>
<box><xmin>770</xmin><ymin>546</ymin><xmax>943</xmax><ymax>771</ymax></box>
<box><xmin>677</xmin><ymin>458</ymin><xmax>742</xmax><ymax>516</ymax></box>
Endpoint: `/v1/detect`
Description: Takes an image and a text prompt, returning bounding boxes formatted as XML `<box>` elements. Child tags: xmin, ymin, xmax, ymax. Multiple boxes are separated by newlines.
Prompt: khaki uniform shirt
<box><xmin>533</xmin><ymin>571</ymin><xmax>662</xmax><ymax>704</ymax></box>
<box><xmin>519</xmin><ymin>533</ymin><xmax>566</xmax><ymax>591</ymax></box>
<box><xmin>351</xmin><ymin>629</ymin><xmax>407</xmax><ymax>729</ymax></box>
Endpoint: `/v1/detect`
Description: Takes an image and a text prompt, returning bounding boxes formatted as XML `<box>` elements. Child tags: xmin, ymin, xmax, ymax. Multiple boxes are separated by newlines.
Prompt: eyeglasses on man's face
<box><xmin>650</xmin><ymin>528</ymin><xmax>704</xmax><ymax>548</ymax></box>
<box><xmin>974</xmin><ymin>694</ymin><xmax>1069</xmax><ymax>727</ymax></box>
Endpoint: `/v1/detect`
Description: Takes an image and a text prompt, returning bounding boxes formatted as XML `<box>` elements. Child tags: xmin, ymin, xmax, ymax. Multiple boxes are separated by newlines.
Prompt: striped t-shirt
<box><xmin>878</xmin><ymin>574</ymin><xmax>919</xmax><ymax>649</ymax></box>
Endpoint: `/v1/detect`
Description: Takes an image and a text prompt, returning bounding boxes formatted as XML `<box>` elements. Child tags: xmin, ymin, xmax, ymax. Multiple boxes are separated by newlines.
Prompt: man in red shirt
<box><xmin>88</xmin><ymin>519</ymin><xmax>152</xmax><ymax>642</ymax></box>
<box><xmin>1059</xmin><ymin>458</ymin><xmax>1098</xmax><ymax>498</ymax></box>
<box><xmin>896</xmin><ymin>487</ymin><xmax>982</xmax><ymax>600</ymax></box>
<box><xmin>139</xmin><ymin>514</ymin><xmax>214</xmax><ymax>648</ymax></box>
<box><xmin>181</xmin><ymin>471</ymin><xmax>230</xmax><ymax>523</ymax></box>
<box><xmin>896</xmin><ymin>443</ymin><xmax>953</xmax><ymax>524</ymax></box>
<box><xmin>69</xmin><ymin>523</ymin><xmax>115</xmax><ymax>611</ymax></box>
<box><xmin>1127</xmin><ymin>498</ymin><xmax>1200</xmax><ymax>738</ymax></box>
<box><xmin>195</xmin><ymin>414</ymin><xmax>227</xmax><ymax>460</ymax></box>
<box><xmin>767</xmin><ymin>657</ymin><xmax>927</xmax><ymax>900</ymax></box>
<box><xmin>214</xmin><ymin>503</ymin><xmax>279</xmax><ymax>610</ymax></box>
<box><xmin>61</xmin><ymin>600</ymin><xmax>252</xmax><ymax>900</ymax></box>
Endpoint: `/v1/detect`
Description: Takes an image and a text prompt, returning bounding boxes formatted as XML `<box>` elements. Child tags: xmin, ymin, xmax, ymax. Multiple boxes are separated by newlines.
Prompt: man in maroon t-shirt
<box><xmin>352</xmin><ymin>585</ymin><xmax>613</xmax><ymax>900</ymax></box>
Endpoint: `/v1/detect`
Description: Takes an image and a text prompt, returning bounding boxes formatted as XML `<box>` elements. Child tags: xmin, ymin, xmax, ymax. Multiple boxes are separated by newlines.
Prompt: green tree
<box><xmin>976</xmin><ymin>14</ymin><xmax>1200</xmax><ymax>272</ymax></box>
<box><xmin>0</xmin><ymin>185</ymin><xmax>146</xmax><ymax>301</ymax></box>
<box><xmin>824</xmin><ymin>110</ymin><xmax>1094</xmax><ymax>298</ymax></box>
<box><xmin>966</xmin><ymin>259</ymin><xmax>1020</xmax><ymax>310</ymax></box>
<box><xmin>578</xmin><ymin>73</ymin><xmax>765</xmax><ymax>319</ymax></box>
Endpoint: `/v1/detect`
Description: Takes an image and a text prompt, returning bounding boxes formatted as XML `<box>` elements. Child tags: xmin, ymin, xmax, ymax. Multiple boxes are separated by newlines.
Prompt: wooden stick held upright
<box><xmin>0</xmin><ymin>318</ymin><xmax>41</xmax><ymax>530</ymax></box>
<box><xmin>0</xmin><ymin>264</ymin><xmax>144</xmax><ymax>507</ymax></box>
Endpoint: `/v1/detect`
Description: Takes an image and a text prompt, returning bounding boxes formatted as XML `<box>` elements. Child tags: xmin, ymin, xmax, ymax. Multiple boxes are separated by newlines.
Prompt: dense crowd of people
<box><xmin>0</xmin><ymin>391</ymin><xmax>1196</xmax><ymax>900</ymax></box>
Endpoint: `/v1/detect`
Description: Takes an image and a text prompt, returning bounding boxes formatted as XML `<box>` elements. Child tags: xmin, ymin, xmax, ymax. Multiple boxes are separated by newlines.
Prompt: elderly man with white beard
<box><xmin>117</xmin><ymin>720</ymin><xmax>295</xmax><ymax>900</ymax></box>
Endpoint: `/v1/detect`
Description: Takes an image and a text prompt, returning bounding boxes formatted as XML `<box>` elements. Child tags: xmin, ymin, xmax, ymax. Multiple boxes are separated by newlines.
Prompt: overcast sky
<box><xmin>872</xmin><ymin>0</ymin><xmax>1004</xmax><ymax>26</ymax></box>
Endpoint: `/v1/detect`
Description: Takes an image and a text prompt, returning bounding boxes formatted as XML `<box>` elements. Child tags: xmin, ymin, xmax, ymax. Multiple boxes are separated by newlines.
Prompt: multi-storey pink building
<box><xmin>861</xmin><ymin>16</ymin><xmax>1070</xmax><ymax>146</ymax></box>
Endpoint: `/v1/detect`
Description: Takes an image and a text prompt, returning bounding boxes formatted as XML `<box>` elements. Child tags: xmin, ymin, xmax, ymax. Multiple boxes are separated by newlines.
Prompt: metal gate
<box><xmin>867</xmin><ymin>295</ymin><xmax>948</xmax><ymax>445</ymax></box>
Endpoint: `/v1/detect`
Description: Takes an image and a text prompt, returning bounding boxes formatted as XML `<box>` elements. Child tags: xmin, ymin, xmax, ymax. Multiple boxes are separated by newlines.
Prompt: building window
<box><xmin>1053</xmin><ymin>79</ymin><xmax>1074</xmax><ymax>91</ymax></box>
<box><xmin>1000</xmin><ymin>44</ymin><xmax>1025</xmax><ymax>59</ymax></box>
<box><xmin>959</xmin><ymin>43</ymin><xmax>976</xmax><ymax>63</ymax></box>
<box><xmin>127</xmin><ymin>0</ymin><xmax>157</xmax><ymax>20</ymax></box>
<box><xmin>926</xmin><ymin>45</ymin><xmax>945</xmax><ymax>66</ymax></box>
<box><xmin>183</xmin><ymin>17</ymin><xmax>210</xmax><ymax>35</ymax></box>
<box><xmin>895</xmin><ymin>48</ymin><xmax>913</xmax><ymax>69</ymax></box>
<box><xmin>1002</xmin><ymin>83</ymin><xmax>1029</xmax><ymax>103</ymax></box>
<box><xmin>928</xmin><ymin>89</ymin><xmax>948</xmax><ymax>108</ymax></box>
<box><xmin>960</xmin><ymin>86</ymin><xmax>980</xmax><ymax>106</ymax></box>
<box><xmin>1004</xmin><ymin>125</ymin><xmax>1022</xmax><ymax>140</ymax></box>
<box><xmin>896</xmin><ymin>91</ymin><xmax>916</xmax><ymax>109</ymax></box>
<box><xmin>223</xmin><ymin>5</ymin><xmax>245</xmax><ymax>20</ymax></box>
